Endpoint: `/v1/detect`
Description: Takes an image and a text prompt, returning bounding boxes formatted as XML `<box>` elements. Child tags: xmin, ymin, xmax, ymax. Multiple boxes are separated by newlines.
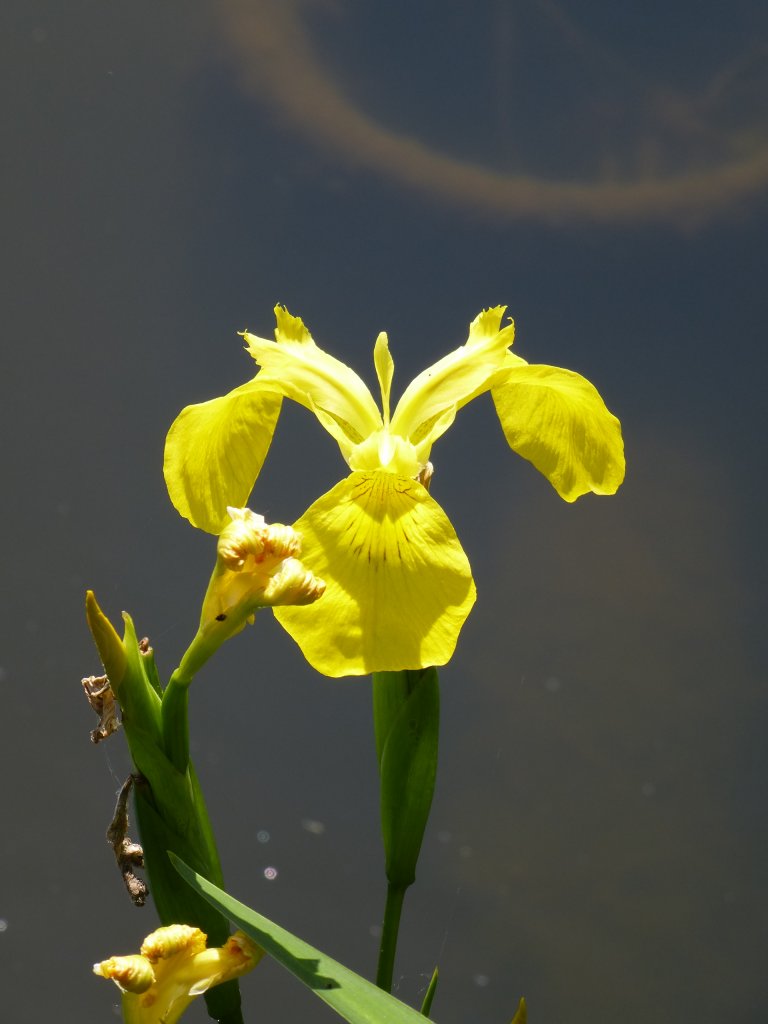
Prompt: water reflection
<box><xmin>216</xmin><ymin>0</ymin><xmax>768</xmax><ymax>224</ymax></box>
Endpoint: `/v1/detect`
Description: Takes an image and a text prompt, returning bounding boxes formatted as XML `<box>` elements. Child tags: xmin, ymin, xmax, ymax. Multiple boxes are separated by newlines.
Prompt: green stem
<box><xmin>376</xmin><ymin>881</ymin><xmax>407</xmax><ymax>993</ymax></box>
<box><xmin>161</xmin><ymin>670</ymin><xmax>192</xmax><ymax>773</ymax></box>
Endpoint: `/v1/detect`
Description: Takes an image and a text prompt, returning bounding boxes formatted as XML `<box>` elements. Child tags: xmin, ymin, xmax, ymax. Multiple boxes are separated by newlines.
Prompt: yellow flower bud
<box><xmin>175</xmin><ymin>507</ymin><xmax>325</xmax><ymax>681</ymax></box>
<box><xmin>218</xmin><ymin>507</ymin><xmax>300</xmax><ymax>569</ymax></box>
<box><xmin>140</xmin><ymin>924</ymin><xmax>206</xmax><ymax>963</ymax></box>
<box><xmin>93</xmin><ymin>953</ymin><xmax>155</xmax><ymax>994</ymax></box>
<box><xmin>201</xmin><ymin>507</ymin><xmax>323</xmax><ymax>626</ymax></box>
<box><xmin>94</xmin><ymin>926</ymin><xmax>263</xmax><ymax>1024</ymax></box>
<box><xmin>260</xmin><ymin>556</ymin><xmax>326</xmax><ymax>607</ymax></box>
<box><xmin>85</xmin><ymin>590</ymin><xmax>127</xmax><ymax>690</ymax></box>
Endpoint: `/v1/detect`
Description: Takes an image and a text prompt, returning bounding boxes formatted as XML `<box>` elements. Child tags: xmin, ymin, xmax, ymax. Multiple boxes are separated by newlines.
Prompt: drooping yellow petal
<box><xmin>241</xmin><ymin>306</ymin><xmax>382</xmax><ymax>455</ymax></box>
<box><xmin>273</xmin><ymin>472</ymin><xmax>476</xmax><ymax>676</ymax></box>
<box><xmin>491</xmin><ymin>364</ymin><xmax>625</xmax><ymax>501</ymax></box>
<box><xmin>164</xmin><ymin>381</ymin><xmax>282</xmax><ymax>534</ymax></box>
<box><xmin>390</xmin><ymin>306</ymin><xmax>515</xmax><ymax>451</ymax></box>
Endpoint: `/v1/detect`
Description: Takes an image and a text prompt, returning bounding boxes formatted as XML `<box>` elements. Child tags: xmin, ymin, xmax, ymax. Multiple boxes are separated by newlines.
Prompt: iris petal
<box><xmin>274</xmin><ymin>472</ymin><xmax>476</xmax><ymax>676</ymax></box>
<box><xmin>242</xmin><ymin>306</ymin><xmax>382</xmax><ymax>453</ymax></box>
<box><xmin>164</xmin><ymin>381</ymin><xmax>282</xmax><ymax>534</ymax></box>
<box><xmin>373</xmin><ymin>332</ymin><xmax>394</xmax><ymax>424</ymax></box>
<box><xmin>390</xmin><ymin>306</ymin><xmax>514</xmax><ymax>449</ymax></box>
<box><xmin>492</xmin><ymin>364</ymin><xmax>625</xmax><ymax>500</ymax></box>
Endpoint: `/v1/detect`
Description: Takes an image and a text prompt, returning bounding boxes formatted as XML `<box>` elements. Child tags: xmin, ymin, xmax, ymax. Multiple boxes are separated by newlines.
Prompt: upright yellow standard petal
<box><xmin>390</xmin><ymin>306</ymin><xmax>515</xmax><ymax>452</ymax></box>
<box><xmin>164</xmin><ymin>381</ymin><xmax>282</xmax><ymax>534</ymax></box>
<box><xmin>373</xmin><ymin>332</ymin><xmax>394</xmax><ymax>425</ymax></box>
<box><xmin>491</xmin><ymin>364</ymin><xmax>625</xmax><ymax>501</ymax></box>
<box><xmin>241</xmin><ymin>306</ymin><xmax>382</xmax><ymax>454</ymax></box>
<box><xmin>274</xmin><ymin>472</ymin><xmax>476</xmax><ymax>676</ymax></box>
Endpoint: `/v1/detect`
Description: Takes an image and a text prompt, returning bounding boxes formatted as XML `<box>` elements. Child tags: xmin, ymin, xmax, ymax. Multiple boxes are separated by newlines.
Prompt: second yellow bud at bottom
<box><xmin>94</xmin><ymin>924</ymin><xmax>263</xmax><ymax>1024</ymax></box>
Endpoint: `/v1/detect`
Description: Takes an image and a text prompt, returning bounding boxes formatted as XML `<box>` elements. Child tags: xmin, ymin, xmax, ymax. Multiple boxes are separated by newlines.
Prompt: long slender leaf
<box><xmin>420</xmin><ymin>967</ymin><xmax>438</xmax><ymax>1017</ymax></box>
<box><xmin>171</xmin><ymin>854</ymin><xmax>437</xmax><ymax>1024</ymax></box>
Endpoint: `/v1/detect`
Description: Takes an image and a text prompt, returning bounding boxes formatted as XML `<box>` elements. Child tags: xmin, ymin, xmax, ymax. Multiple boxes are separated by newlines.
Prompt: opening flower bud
<box><xmin>176</xmin><ymin>507</ymin><xmax>325</xmax><ymax>681</ymax></box>
<box><xmin>260</xmin><ymin>555</ymin><xmax>327</xmax><ymax>607</ymax></box>
<box><xmin>202</xmin><ymin>507</ymin><xmax>324</xmax><ymax>624</ymax></box>
<box><xmin>94</xmin><ymin>925</ymin><xmax>263</xmax><ymax>1024</ymax></box>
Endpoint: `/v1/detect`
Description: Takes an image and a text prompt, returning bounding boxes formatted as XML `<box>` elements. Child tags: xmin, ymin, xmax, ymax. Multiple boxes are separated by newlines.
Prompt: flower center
<box><xmin>347</xmin><ymin>428</ymin><xmax>422</xmax><ymax>477</ymax></box>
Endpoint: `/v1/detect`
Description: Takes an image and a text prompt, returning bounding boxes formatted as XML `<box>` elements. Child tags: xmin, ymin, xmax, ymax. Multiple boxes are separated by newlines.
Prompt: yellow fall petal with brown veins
<box><xmin>274</xmin><ymin>471</ymin><xmax>476</xmax><ymax>677</ymax></box>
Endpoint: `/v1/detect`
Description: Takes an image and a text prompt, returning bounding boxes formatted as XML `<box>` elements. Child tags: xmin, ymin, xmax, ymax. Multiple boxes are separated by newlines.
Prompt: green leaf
<box><xmin>372</xmin><ymin>671</ymin><xmax>411</xmax><ymax>768</ymax></box>
<box><xmin>375</xmin><ymin>668</ymin><xmax>440</xmax><ymax>888</ymax></box>
<box><xmin>141</xmin><ymin>643</ymin><xmax>164</xmax><ymax>698</ymax></box>
<box><xmin>133</xmin><ymin>772</ymin><xmax>227</xmax><ymax>939</ymax></box>
<box><xmin>420</xmin><ymin>966</ymin><xmax>438</xmax><ymax>1017</ymax></box>
<box><xmin>171</xmin><ymin>854</ymin><xmax>437</xmax><ymax>1024</ymax></box>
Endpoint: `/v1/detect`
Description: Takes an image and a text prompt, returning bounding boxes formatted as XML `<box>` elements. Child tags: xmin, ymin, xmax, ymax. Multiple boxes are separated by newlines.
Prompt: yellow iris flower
<box><xmin>94</xmin><ymin>924</ymin><xmax>262</xmax><ymax>1024</ymax></box>
<box><xmin>164</xmin><ymin>306</ymin><xmax>624</xmax><ymax>677</ymax></box>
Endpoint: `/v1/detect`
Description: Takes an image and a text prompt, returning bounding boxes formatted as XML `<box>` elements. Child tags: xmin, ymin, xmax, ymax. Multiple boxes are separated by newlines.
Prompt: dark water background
<box><xmin>2</xmin><ymin>2</ymin><xmax>767</xmax><ymax>1021</ymax></box>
